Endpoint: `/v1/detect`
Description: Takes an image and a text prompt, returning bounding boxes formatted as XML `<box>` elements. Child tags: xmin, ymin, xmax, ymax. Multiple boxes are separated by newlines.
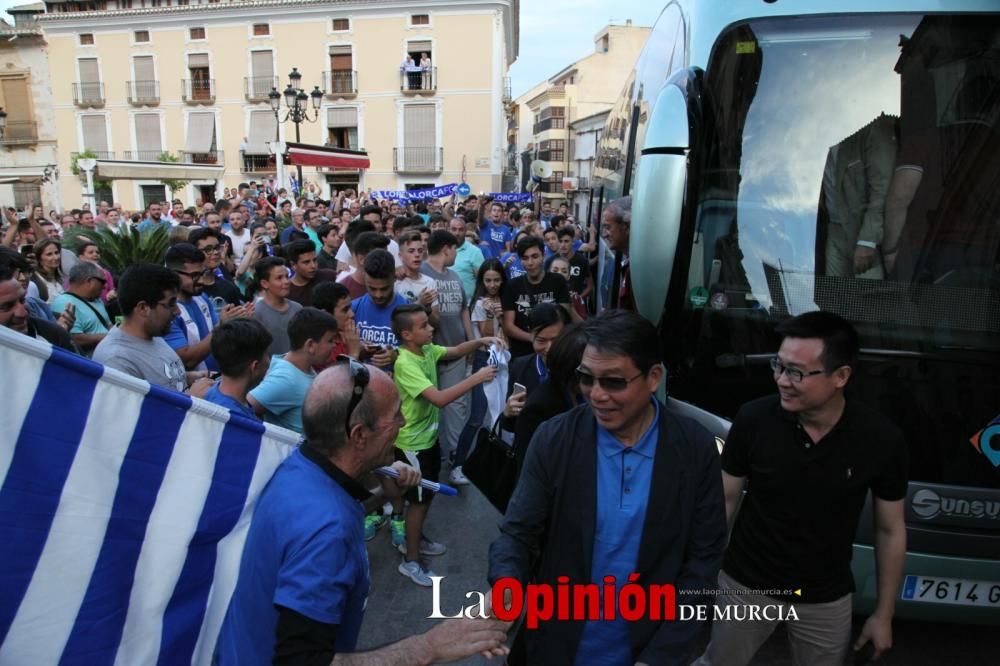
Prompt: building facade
<box><xmin>37</xmin><ymin>0</ymin><xmax>519</xmax><ymax>210</ymax></box>
<box><xmin>512</xmin><ymin>20</ymin><xmax>649</xmax><ymax>204</ymax></box>
<box><xmin>0</xmin><ymin>4</ymin><xmax>60</xmax><ymax>211</ymax></box>
<box><xmin>567</xmin><ymin>108</ymin><xmax>608</xmax><ymax>221</ymax></box>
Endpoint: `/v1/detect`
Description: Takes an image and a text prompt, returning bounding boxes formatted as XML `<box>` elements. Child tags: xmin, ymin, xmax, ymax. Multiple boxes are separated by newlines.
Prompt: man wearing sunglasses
<box><xmin>697</xmin><ymin>311</ymin><xmax>907</xmax><ymax>666</ymax></box>
<box><xmin>164</xmin><ymin>244</ymin><xmax>253</xmax><ymax>374</ymax></box>
<box><xmin>490</xmin><ymin>309</ymin><xmax>726</xmax><ymax>665</ymax></box>
<box><xmin>218</xmin><ymin>360</ymin><xmax>512</xmax><ymax>665</ymax></box>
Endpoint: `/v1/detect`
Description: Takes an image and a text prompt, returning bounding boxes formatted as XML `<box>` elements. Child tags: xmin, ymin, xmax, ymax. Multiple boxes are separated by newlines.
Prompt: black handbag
<box><xmin>463</xmin><ymin>415</ymin><xmax>518</xmax><ymax>513</ymax></box>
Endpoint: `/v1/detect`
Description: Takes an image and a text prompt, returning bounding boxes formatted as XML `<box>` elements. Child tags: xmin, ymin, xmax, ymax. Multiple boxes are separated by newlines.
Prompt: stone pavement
<box><xmin>357</xmin><ymin>476</ymin><xmax>503</xmax><ymax>665</ymax></box>
<box><xmin>356</xmin><ymin>479</ymin><xmax>997</xmax><ymax>665</ymax></box>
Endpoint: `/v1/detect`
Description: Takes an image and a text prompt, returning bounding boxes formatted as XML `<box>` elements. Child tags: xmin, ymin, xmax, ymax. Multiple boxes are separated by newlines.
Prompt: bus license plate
<box><xmin>901</xmin><ymin>576</ymin><xmax>1000</xmax><ymax>608</ymax></box>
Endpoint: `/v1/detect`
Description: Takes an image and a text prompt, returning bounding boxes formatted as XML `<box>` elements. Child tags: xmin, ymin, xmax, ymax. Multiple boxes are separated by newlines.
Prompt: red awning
<box><xmin>285</xmin><ymin>142</ymin><xmax>370</xmax><ymax>169</ymax></box>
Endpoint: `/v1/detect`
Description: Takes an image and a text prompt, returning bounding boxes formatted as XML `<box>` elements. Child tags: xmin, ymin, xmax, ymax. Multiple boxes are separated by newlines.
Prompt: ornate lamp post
<box><xmin>268</xmin><ymin>67</ymin><xmax>323</xmax><ymax>189</ymax></box>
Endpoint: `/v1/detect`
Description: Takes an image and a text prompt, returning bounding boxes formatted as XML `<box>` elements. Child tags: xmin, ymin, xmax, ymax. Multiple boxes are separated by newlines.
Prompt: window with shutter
<box><xmin>1</xmin><ymin>77</ymin><xmax>35</xmax><ymax>142</ymax></box>
<box><xmin>78</xmin><ymin>58</ymin><xmax>100</xmax><ymax>83</ymax></box>
<box><xmin>411</xmin><ymin>14</ymin><xmax>430</xmax><ymax>26</ymax></box>
<box><xmin>327</xmin><ymin>107</ymin><xmax>358</xmax><ymax>150</ymax></box>
<box><xmin>250</xmin><ymin>51</ymin><xmax>274</xmax><ymax>97</ymax></box>
<box><xmin>189</xmin><ymin>27</ymin><xmax>205</xmax><ymax>40</ymax></box>
<box><xmin>331</xmin><ymin>18</ymin><xmax>349</xmax><ymax>31</ymax></box>
<box><xmin>329</xmin><ymin>45</ymin><xmax>352</xmax><ymax>71</ymax></box>
<box><xmin>134</xmin><ymin>30</ymin><xmax>149</xmax><ymax>43</ymax></box>
<box><xmin>81</xmin><ymin>115</ymin><xmax>109</xmax><ymax>155</ymax></box>
<box><xmin>79</xmin><ymin>33</ymin><xmax>94</xmax><ymax>45</ymax></box>
<box><xmin>134</xmin><ymin>113</ymin><xmax>162</xmax><ymax>159</ymax></box>
<box><xmin>185</xmin><ymin>112</ymin><xmax>216</xmax><ymax>155</ymax></box>
<box><xmin>402</xmin><ymin>104</ymin><xmax>436</xmax><ymax>171</ymax></box>
<box><xmin>253</xmin><ymin>24</ymin><xmax>270</xmax><ymax>36</ymax></box>
<box><xmin>246</xmin><ymin>110</ymin><xmax>277</xmax><ymax>154</ymax></box>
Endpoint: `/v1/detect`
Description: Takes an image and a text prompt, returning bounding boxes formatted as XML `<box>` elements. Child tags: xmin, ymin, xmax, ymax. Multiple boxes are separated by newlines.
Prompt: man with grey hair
<box><xmin>217</xmin><ymin>361</ymin><xmax>511</xmax><ymax>664</ymax></box>
<box><xmin>602</xmin><ymin>195</ymin><xmax>634</xmax><ymax>310</ymax></box>
<box><xmin>51</xmin><ymin>261</ymin><xmax>112</xmax><ymax>355</ymax></box>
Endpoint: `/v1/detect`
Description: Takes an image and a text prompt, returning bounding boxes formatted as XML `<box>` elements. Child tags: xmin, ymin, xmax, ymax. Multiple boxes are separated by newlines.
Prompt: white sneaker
<box><xmin>449</xmin><ymin>466</ymin><xmax>470</xmax><ymax>486</ymax></box>
<box><xmin>398</xmin><ymin>558</ymin><xmax>437</xmax><ymax>587</ymax></box>
<box><xmin>397</xmin><ymin>536</ymin><xmax>447</xmax><ymax>557</ymax></box>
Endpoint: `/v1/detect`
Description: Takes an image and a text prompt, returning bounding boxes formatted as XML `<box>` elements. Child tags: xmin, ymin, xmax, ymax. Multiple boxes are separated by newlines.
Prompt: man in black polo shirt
<box><xmin>696</xmin><ymin>311</ymin><xmax>907</xmax><ymax>666</ymax></box>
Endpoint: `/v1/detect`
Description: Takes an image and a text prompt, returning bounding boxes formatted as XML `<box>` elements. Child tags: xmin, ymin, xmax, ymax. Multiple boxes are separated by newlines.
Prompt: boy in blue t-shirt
<box><xmin>350</xmin><ymin>248</ymin><xmax>408</xmax><ymax>372</ymax></box>
<box><xmin>479</xmin><ymin>202</ymin><xmax>512</xmax><ymax>259</ymax></box>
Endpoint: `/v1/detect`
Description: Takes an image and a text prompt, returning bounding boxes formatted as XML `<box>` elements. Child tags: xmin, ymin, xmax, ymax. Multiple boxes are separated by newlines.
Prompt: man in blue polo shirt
<box><xmin>216</xmin><ymin>362</ymin><xmax>511</xmax><ymax>664</ymax></box>
<box><xmin>479</xmin><ymin>201</ymin><xmax>512</xmax><ymax>259</ymax></box>
<box><xmin>203</xmin><ymin>318</ymin><xmax>273</xmax><ymax>419</ymax></box>
<box><xmin>490</xmin><ymin>310</ymin><xmax>726</xmax><ymax>665</ymax></box>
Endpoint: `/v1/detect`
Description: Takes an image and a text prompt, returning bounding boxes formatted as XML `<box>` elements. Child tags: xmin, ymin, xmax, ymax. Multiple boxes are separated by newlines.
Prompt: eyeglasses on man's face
<box><xmin>173</xmin><ymin>268</ymin><xmax>211</xmax><ymax>280</ymax></box>
<box><xmin>770</xmin><ymin>357</ymin><xmax>825</xmax><ymax>383</ymax></box>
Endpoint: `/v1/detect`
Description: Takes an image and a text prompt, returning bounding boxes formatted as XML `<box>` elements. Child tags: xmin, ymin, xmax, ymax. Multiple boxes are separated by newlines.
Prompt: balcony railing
<box><xmin>533</xmin><ymin>118</ymin><xmax>566</xmax><ymax>134</ymax></box>
<box><xmin>577</xmin><ymin>176</ymin><xmax>591</xmax><ymax>190</ymax></box>
<box><xmin>73</xmin><ymin>82</ymin><xmax>105</xmax><ymax>107</ymax></box>
<box><xmin>0</xmin><ymin>121</ymin><xmax>38</xmax><ymax>145</ymax></box>
<box><xmin>122</xmin><ymin>150</ymin><xmax>166</xmax><ymax>161</ymax></box>
<box><xmin>400</xmin><ymin>66</ymin><xmax>436</xmax><ymax>93</ymax></box>
<box><xmin>393</xmin><ymin>147</ymin><xmax>443</xmax><ymax>173</ymax></box>
<box><xmin>503</xmin><ymin>76</ymin><xmax>512</xmax><ymax>104</ymax></box>
<box><xmin>72</xmin><ymin>151</ymin><xmax>115</xmax><ymax>161</ymax></box>
<box><xmin>240</xmin><ymin>151</ymin><xmax>275</xmax><ymax>173</ymax></box>
<box><xmin>182</xmin><ymin>78</ymin><xmax>215</xmax><ymax>104</ymax></box>
<box><xmin>537</xmin><ymin>150</ymin><xmax>564</xmax><ymax>162</ymax></box>
<box><xmin>181</xmin><ymin>150</ymin><xmax>224</xmax><ymax>164</ymax></box>
<box><xmin>324</xmin><ymin>70</ymin><xmax>357</xmax><ymax>96</ymax></box>
<box><xmin>245</xmin><ymin>76</ymin><xmax>279</xmax><ymax>101</ymax></box>
<box><xmin>127</xmin><ymin>80</ymin><xmax>160</xmax><ymax>106</ymax></box>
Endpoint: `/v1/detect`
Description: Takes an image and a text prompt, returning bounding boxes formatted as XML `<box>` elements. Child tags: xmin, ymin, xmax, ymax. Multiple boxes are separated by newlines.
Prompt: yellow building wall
<box><xmin>47</xmin><ymin>8</ymin><xmax>504</xmax><ymax>211</ymax></box>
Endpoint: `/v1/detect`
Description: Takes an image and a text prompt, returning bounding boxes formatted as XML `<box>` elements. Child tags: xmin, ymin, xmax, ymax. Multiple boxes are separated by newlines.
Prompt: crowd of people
<box><xmin>0</xmin><ymin>185</ymin><xmax>908</xmax><ymax>665</ymax></box>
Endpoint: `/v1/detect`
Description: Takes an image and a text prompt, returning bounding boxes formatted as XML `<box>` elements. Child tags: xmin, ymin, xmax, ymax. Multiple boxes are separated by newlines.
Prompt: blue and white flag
<box><xmin>489</xmin><ymin>192</ymin><xmax>533</xmax><ymax>204</ymax></box>
<box><xmin>0</xmin><ymin>327</ymin><xmax>299</xmax><ymax>665</ymax></box>
<box><xmin>370</xmin><ymin>183</ymin><xmax>457</xmax><ymax>202</ymax></box>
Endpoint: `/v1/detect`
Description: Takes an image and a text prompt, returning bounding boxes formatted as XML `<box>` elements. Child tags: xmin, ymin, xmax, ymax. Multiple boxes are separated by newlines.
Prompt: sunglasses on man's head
<box><xmin>338</xmin><ymin>355</ymin><xmax>370</xmax><ymax>436</ymax></box>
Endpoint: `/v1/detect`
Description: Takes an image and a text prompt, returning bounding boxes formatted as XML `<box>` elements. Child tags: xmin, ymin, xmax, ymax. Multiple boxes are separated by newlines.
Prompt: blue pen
<box><xmin>375</xmin><ymin>466</ymin><xmax>458</xmax><ymax>497</ymax></box>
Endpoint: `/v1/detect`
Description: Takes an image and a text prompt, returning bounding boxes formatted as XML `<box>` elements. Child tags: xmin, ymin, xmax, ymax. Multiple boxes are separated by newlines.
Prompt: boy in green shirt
<box><xmin>391</xmin><ymin>303</ymin><xmax>503</xmax><ymax>586</ymax></box>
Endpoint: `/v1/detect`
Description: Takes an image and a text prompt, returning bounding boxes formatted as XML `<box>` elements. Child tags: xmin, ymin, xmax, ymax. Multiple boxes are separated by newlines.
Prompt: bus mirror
<box><xmin>641</xmin><ymin>83</ymin><xmax>691</xmax><ymax>151</ymax></box>
<box><xmin>629</xmin><ymin>83</ymin><xmax>692</xmax><ymax>325</ymax></box>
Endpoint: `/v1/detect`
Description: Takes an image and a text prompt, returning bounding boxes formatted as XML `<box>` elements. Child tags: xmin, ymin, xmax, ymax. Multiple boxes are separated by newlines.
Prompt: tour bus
<box><xmin>589</xmin><ymin>0</ymin><xmax>999</xmax><ymax>623</ymax></box>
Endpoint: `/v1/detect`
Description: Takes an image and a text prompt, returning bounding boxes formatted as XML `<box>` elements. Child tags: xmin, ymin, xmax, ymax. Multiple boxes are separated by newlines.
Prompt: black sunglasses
<box><xmin>575</xmin><ymin>366</ymin><xmax>645</xmax><ymax>393</ymax></box>
<box><xmin>338</xmin><ymin>355</ymin><xmax>370</xmax><ymax>436</ymax></box>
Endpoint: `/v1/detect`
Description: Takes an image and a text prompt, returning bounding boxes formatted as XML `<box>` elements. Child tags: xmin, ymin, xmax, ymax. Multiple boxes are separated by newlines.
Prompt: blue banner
<box><xmin>370</xmin><ymin>183</ymin><xmax>457</xmax><ymax>202</ymax></box>
<box><xmin>490</xmin><ymin>192</ymin><xmax>533</xmax><ymax>204</ymax></box>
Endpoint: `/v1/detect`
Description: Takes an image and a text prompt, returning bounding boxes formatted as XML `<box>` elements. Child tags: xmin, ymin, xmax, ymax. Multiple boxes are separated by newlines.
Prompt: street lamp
<box><xmin>0</xmin><ymin>108</ymin><xmax>7</xmax><ymax>141</ymax></box>
<box><xmin>269</xmin><ymin>67</ymin><xmax>324</xmax><ymax>188</ymax></box>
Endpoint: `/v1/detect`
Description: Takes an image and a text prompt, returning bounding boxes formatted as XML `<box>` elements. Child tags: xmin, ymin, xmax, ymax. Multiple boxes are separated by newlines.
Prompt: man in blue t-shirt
<box><xmin>351</xmin><ymin>248</ymin><xmax>407</xmax><ymax>372</ymax></box>
<box><xmin>248</xmin><ymin>308</ymin><xmax>338</xmax><ymax>433</ymax></box>
<box><xmin>479</xmin><ymin>201</ymin><xmax>512</xmax><ymax>259</ymax></box>
<box><xmin>216</xmin><ymin>363</ymin><xmax>511</xmax><ymax>665</ymax></box>
<box><xmin>203</xmin><ymin>319</ymin><xmax>273</xmax><ymax>419</ymax></box>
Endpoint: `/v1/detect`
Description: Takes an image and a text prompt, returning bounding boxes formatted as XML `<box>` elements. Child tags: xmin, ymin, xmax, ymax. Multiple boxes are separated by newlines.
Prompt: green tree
<box><xmin>70</xmin><ymin>149</ymin><xmax>113</xmax><ymax>189</ymax></box>
<box><xmin>158</xmin><ymin>151</ymin><xmax>190</xmax><ymax>198</ymax></box>
<box><xmin>64</xmin><ymin>224</ymin><xmax>170</xmax><ymax>275</ymax></box>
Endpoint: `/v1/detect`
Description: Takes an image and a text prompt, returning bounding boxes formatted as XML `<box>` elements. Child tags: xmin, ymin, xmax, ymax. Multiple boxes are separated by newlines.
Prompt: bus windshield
<box><xmin>675</xmin><ymin>14</ymin><xmax>1000</xmax><ymax>489</ymax></box>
